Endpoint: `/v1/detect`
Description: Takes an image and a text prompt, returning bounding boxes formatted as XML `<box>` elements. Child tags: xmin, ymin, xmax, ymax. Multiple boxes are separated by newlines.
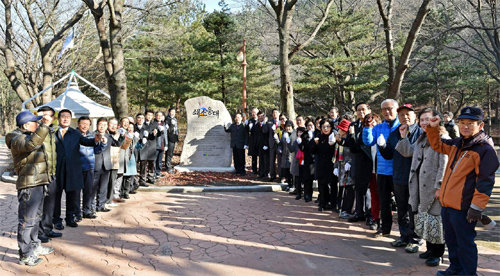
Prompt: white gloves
<box><xmin>126</xmin><ymin>132</ymin><xmax>134</xmax><ymax>139</ymax></box>
<box><xmin>273</xmin><ymin>133</ymin><xmax>279</xmax><ymax>140</ymax></box>
<box><xmin>308</xmin><ymin>130</ymin><xmax>314</xmax><ymax>139</ymax></box>
<box><xmin>142</xmin><ymin>137</ymin><xmax>147</xmax><ymax>144</ymax></box>
<box><xmin>284</xmin><ymin>132</ymin><xmax>290</xmax><ymax>143</ymax></box>
<box><xmin>272</xmin><ymin>124</ymin><xmax>277</xmax><ymax>131</ymax></box>
<box><xmin>143</xmin><ymin>130</ymin><xmax>149</xmax><ymax>137</ymax></box>
<box><xmin>244</xmin><ymin>145</ymin><xmax>248</xmax><ymax>149</ymax></box>
<box><xmin>345</xmin><ymin>162</ymin><xmax>351</xmax><ymax>171</ymax></box>
<box><xmin>328</xmin><ymin>133</ymin><xmax>335</xmax><ymax>145</ymax></box>
<box><xmin>377</xmin><ymin>134</ymin><xmax>386</xmax><ymax>147</ymax></box>
<box><xmin>296</xmin><ymin>137</ymin><xmax>302</xmax><ymax>144</ymax></box>
<box><xmin>333</xmin><ymin>168</ymin><xmax>339</xmax><ymax>177</ymax></box>
<box><xmin>249</xmin><ymin>123</ymin><xmax>253</xmax><ymax>130</ymax></box>
<box><xmin>134</xmin><ymin>132</ymin><xmax>140</xmax><ymax>139</ymax></box>
<box><xmin>118</xmin><ymin>128</ymin><xmax>126</xmax><ymax>135</ymax></box>
<box><xmin>263</xmin><ymin>145</ymin><xmax>269</xmax><ymax>150</ymax></box>
<box><xmin>158</xmin><ymin>125</ymin><xmax>165</xmax><ymax>132</ymax></box>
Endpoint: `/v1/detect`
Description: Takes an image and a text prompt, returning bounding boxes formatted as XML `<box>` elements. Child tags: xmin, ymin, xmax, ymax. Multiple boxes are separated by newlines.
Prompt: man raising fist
<box><xmin>427</xmin><ymin>107</ymin><xmax>499</xmax><ymax>276</ymax></box>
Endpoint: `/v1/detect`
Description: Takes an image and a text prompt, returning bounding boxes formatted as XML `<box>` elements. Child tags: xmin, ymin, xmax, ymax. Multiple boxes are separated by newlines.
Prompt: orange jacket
<box><xmin>427</xmin><ymin>127</ymin><xmax>498</xmax><ymax>211</ymax></box>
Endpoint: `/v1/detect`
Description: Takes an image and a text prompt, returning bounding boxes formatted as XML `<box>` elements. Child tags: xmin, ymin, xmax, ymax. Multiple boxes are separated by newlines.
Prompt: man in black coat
<box><xmin>343</xmin><ymin>103</ymin><xmax>374</xmax><ymax>224</ymax></box>
<box><xmin>256</xmin><ymin>111</ymin><xmax>269</xmax><ymax>178</ymax></box>
<box><xmin>262</xmin><ymin>109</ymin><xmax>280</xmax><ymax>181</ymax></box>
<box><xmin>54</xmin><ymin>109</ymin><xmax>100</xmax><ymax>229</ymax></box>
<box><xmin>136</xmin><ymin>110</ymin><xmax>158</xmax><ymax>185</ymax></box>
<box><xmin>165</xmin><ymin>107</ymin><xmax>179</xmax><ymax>174</ymax></box>
<box><xmin>225</xmin><ymin>113</ymin><xmax>249</xmax><ymax>175</ymax></box>
<box><xmin>93</xmin><ymin>117</ymin><xmax>115</xmax><ymax>212</ymax></box>
<box><xmin>246</xmin><ymin>108</ymin><xmax>259</xmax><ymax>174</ymax></box>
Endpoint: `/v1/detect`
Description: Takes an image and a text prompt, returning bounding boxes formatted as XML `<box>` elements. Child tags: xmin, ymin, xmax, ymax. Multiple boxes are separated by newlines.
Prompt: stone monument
<box><xmin>176</xmin><ymin>96</ymin><xmax>234</xmax><ymax>172</ymax></box>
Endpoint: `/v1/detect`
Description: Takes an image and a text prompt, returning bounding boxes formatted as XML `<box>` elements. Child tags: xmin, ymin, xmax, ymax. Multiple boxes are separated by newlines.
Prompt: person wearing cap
<box><xmin>362</xmin><ymin>99</ymin><xmax>401</xmax><ymax>238</ymax></box>
<box><xmin>427</xmin><ymin>106</ymin><xmax>499</xmax><ymax>276</ymax></box>
<box><xmin>279</xmin><ymin>120</ymin><xmax>294</xmax><ymax>190</ymax></box>
<box><xmin>378</xmin><ymin>104</ymin><xmax>423</xmax><ymax>251</ymax></box>
<box><xmin>35</xmin><ymin>106</ymin><xmax>63</xmax><ymax>243</ymax></box>
<box><xmin>53</xmin><ymin>109</ymin><xmax>102</xmax><ymax>230</ymax></box>
<box><xmin>334</xmin><ymin>117</ymin><xmax>355</xmax><ymax>216</ymax></box>
<box><xmin>224</xmin><ymin>113</ymin><xmax>248</xmax><ymax>175</ymax></box>
<box><xmin>6</xmin><ymin>111</ymin><xmax>55</xmax><ymax>266</ymax></box>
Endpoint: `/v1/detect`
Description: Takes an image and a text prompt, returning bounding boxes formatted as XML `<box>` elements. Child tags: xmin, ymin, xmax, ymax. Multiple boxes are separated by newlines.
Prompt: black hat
<box><xmin>457</xmin><ymin>106</ymin><xmax>484</xmax><ymax>121</ymax></box>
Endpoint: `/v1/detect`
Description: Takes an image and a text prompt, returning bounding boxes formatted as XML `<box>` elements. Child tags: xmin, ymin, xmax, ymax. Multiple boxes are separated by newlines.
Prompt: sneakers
<box><xmin>373</xmin><ymin>230</ymin><xmax>390</xmax><ymax>238</ymax></box>
<box><xmin>339</xmin><ymin>211</ymin><xmax>353</xmax><ymax>219</ymax></box>
<box><xmin>390</xmin><ymin>239</ymin><xmax>408</xmax><ymax>247</ymax></box>
<box><xmin>19</xmin><ymin>255</ymin><xmax>42</xmax><ymax>266</ymax></box>
<box><xmin>405</xmin><ymin>243</ymin><xmax>419</xmax><ymax>253</ymax></box>
<box><xmin>425</xmin><ymin>257</ymin><xmax>441</xmax><ymax>267</ymax></box>
<box><xmin>107</xmin><ymin>202</ymin><xmax>118</xmax><ymax>207</ymax></box>
<box><xmin>33</xmin><ymin>245</ymin><xmax>54</xmax><ymax>256</ymax></box>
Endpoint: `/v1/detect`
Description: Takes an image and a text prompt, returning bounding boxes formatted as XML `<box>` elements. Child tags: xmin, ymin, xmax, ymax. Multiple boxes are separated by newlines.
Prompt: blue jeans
<box><xmin>441</xmin><ymin>207</ymin><xmax>478</xmax><ymax>275</ymax></box>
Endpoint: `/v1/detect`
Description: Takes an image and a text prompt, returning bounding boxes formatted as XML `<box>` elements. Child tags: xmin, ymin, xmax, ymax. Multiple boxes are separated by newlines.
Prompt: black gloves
<box><xmin>466</xmin><ymin>207</ymin><xmax>482</xmax><ymax>223</ymax></box>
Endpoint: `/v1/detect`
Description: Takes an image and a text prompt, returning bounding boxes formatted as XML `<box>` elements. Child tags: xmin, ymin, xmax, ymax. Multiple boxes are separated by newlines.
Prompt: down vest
<box><xmin>6</xmin><ymin>125</ymin><xmax>50</xmax><ymax>190</ymax></box>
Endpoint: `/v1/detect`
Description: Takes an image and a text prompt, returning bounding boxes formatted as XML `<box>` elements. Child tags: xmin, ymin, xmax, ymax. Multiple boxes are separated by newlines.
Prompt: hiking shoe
<box><xmin>405</xmin><ymin>243</ymin><xmax>419</xmax><ymax>253</ymax></box>
<box><xmin>419</xmin><ymin>250</ymin><xmax>432</xmax><ymax>259</ymax></box>
<box><xmin>19</xmin><ymin>255</ymin><xmax>42</xmax><ymax>266</ymax></box>
<box><xmin>390</xmin><ymin>239</ymin><xmax>408</xmax><ymax>247</ymax></box>
<box><xmin>426</xmin><ymin>257</ymin><xmax>442</xmax><ymax>267</ymax></box>
<box><xmin>33</xmin><ymin>245</ymin><xmax>54</xmax><ymax>256</ymax></box>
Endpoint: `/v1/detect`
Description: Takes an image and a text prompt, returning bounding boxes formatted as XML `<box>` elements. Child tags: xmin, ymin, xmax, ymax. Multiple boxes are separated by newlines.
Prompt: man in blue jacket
<box><xmin>378</xmin><ymin>104</ymin><xmax>422</xmax><ymax>250</ymax></box>
<box><xmin>54</xmin><ymin>109</ymin><xmax>101</xmax><ymax>229</ymax></box>
<box><xmin>362</xmin><ymin>99</ymin><xmax>400</xmax><ymax>237</ymax></box>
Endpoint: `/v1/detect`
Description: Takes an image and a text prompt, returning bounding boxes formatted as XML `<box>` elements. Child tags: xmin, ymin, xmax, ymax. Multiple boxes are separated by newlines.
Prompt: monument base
<box><xmin>175</xmin><ymin>166</ymin><xmax>235</xmax><ymax>173</ymax></box>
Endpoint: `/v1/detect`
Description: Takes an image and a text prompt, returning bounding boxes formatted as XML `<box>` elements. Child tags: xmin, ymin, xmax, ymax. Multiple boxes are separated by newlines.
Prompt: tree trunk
<box><xmin>108</xmin><ymin>0</ymin><xmax>129</xmax><ymax>118</ymax></box>
<box><xmin>278</xmin><ymin>25</ymin><xmax>295</xmax><ymax>119</ymax></box>
<box><xmin>377</xmin><ymin>0</ymin><xmax>396</xmax><ymax>94</ymax></box>
<box><xmin>41</xmin><ymin>57</ymin><xmax>54</xmax><ymax>104</ymax></box>
<box><xmin>388</xmin><ymin>0</ymin><xmax>432</xmax><ymax>100</ymax></box>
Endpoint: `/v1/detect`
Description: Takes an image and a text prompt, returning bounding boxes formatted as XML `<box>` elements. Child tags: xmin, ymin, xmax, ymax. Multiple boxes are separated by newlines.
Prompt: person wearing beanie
<box><xmin>335</xmin><ymin>115</ymin><xmax>356</xmax><ymax>218</ymax></box>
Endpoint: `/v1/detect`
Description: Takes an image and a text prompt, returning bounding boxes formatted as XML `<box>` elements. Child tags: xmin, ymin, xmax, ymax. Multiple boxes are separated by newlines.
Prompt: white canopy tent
<box><xmin>22</xmin><ymin>71</ymin><xmax>115</xmax><ymax>129</ymax></box>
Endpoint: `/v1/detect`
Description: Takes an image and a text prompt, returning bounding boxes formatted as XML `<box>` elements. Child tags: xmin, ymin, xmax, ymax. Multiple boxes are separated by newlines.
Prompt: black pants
<box><xmin>393</xmin><ymin>183</ymin><xmax>418</xmax><ymax>243</ymax></box>
<box><xmin>259</xmin><ymin>148</ymin><xmax>269</xmax><ymax>177</ymax></box>
<box><xmin>426</xmin><ymin>241</ymin><xmax>445</xmax><ymax>258</ymax></box>
<box><xmin>233</xmin><ymin>147</ymin><xmax>246</xmax><ymax>174</ymax></box>
<box><xmin>139</xmin><ymin>160</ymin><xmax>155</xmax><ymax>184</ymax></box>
<box><xmin>339</xmin><ymin>185</ymin><xmax>355</xmax><ymax>213</ymax></box>
<box><xmin>155</xmin><ymin>149</ymin><xmax>164</xmax><ymax>175</ymax></box>
<box><xmin>39</xmin><ymin>178</ymin><xmax>56</xmax><ymax>235</ymax></box>
<box><xmin>82</xmin><ymin>170</ymin><xmax>95</xmax><ymax>215</ymax></box>
<box><xmin>354</xmin><ymin>176</ymin><xmax>370</xmax><ymax>218</ymax></box>
<box><xmin>93</xmin><ymin>169</ymin><xmax>110</xmax><ymax>209</ymax></box>
<box><xmin>281</xmin><ymin>168</ymin><xmax>293</xmax><ymax>188</ymax></box>
<box><xmin>18</xmin><ymin>185</ymin><xmax>44</xmax><ymax>258</ymax></box>
<box><xmin>121</xmin><ymin>175</ymin><xmax>133</xmax><ymax>196</ymax></box>
<box><xmin>53</xmin><ymin>182</ymin><xmax>80</xmax><ymax>224</ymax></box>
<box><xmin>318</xmin><ymin>174</ymin><xmax>337</xmax><ymax>208</ymax></box>
<box><xmin>251</xmin><ymin>154</ymin><xmax>258</xmax><ymax>173</ymax></box>
<box><xmin>269</xmin><ymin>147</ymin><xmax>277</xmax><ymax>179</ymax></box>
<box><xmin>165</xmin><ymin>141</ymin><xmax>176</xmax><ymax>170</ymax></box>
<box><xmin>377</xmin><ymin>174</ymin><xmax>394</xmax><ymax>234</ymax></box>
<box><xmin>299</xmin><ymin>165</ymin><xmax>313</xmax><ymax>198</ymax></box>
<box><xmin>294</xmin><ymin>175</ymin><xmax>303</xmax><ymax>195</ymax></box>
<box><xmin>107</xmin><ymin>169</ymin><xmax>118</xmax><ymax>201</ymax></box>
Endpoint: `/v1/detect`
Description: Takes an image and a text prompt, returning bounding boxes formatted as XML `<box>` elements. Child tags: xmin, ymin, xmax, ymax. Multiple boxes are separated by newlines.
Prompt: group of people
<box><xmin>225</xmin><ymin>101</ymin><xmax>498</xmax><ymax>276</ymax></box>
<box><xmin>6</xmin><ymin>107</ymin><xmax>179</xmax><ymax>266</ymax></box>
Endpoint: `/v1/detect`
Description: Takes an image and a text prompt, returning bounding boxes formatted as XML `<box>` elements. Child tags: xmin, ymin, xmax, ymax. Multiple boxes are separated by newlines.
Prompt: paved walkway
<box><xmin>0</xmin><ymin>142</ymin><xmax>499</xmax><ymax>275</ymax></box>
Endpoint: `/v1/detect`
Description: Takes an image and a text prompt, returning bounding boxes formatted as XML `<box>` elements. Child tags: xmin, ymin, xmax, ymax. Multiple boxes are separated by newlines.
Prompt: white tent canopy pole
<box><xmin>21</xmin><ymin>70</ymin><xmax>111</xmax><ymax>110</ymax></box>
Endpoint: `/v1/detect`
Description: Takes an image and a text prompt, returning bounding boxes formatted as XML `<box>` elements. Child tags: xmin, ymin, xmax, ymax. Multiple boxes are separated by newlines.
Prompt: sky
<box><xmin>201</xmin><ymin>0</ymin><xmax>242</xmax><ymax>12</ymax></box>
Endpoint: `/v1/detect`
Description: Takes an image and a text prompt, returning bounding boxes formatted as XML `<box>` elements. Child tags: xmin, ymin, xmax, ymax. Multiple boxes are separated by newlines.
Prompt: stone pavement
<box><xmin>0</xmin><ymin>184</ymin><xmax>499</xmax><ymax>276</ymax></box>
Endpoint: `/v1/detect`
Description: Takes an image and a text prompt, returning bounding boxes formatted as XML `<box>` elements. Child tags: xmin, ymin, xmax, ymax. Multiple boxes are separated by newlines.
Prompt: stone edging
<box><xmin>138</xmin><ymin>184</ymin><xmax>288</xmax><ymax>193</ymax></box>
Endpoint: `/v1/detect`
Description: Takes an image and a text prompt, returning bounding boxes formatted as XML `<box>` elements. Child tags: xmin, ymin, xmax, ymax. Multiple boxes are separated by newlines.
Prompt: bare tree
<box><xmin>257</xmin><ymin>0</ymin><xmax>334</xmax><ymax>119</ymax></box>
<box><xmin>83</xmin><ymin>0</ymin><xmax>129</xmax><ymax>117</ymax></box>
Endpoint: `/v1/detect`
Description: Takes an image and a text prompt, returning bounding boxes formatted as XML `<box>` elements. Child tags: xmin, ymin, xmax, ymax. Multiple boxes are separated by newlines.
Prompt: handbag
<box><xmin>415</xmin><ymin>208</ymin><xmax>445</xmax><ymax>244</ymax></box>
